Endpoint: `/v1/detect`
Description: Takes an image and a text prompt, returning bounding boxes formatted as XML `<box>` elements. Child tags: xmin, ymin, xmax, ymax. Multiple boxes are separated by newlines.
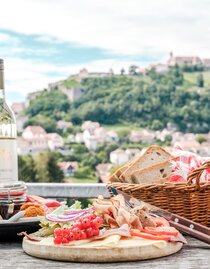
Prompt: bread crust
<box><xmin>120</xmin><ymin>145</ymin><xmax>173</xmax><ymax>183</ymax></box>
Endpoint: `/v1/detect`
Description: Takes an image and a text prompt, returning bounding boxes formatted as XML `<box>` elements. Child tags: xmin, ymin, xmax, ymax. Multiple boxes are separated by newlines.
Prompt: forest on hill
<box><xmin>25</xmin><ymin>65</ymin><xmax>210</xmax><ymax>133</ymax></box>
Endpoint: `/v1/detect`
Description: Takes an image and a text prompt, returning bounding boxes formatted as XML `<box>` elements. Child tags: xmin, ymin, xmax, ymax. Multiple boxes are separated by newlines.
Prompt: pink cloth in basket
<box><xmin>169</xmin><ymin>146</ymin><xmax>210</xmax><ymax>182</ymax></box>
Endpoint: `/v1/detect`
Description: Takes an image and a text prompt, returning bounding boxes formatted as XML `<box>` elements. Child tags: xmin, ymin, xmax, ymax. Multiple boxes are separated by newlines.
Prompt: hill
<box><xmin>25</xmin><ymin>66</ymin><xmax>210</xmax><ymax>133</ymax></box>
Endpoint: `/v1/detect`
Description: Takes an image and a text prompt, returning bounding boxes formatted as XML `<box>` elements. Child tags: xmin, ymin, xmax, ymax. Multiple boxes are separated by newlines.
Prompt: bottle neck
<box><xmin>0</xmin><ymin>69</ymin><xmax>5</xmax><ymax>101</ymax></box>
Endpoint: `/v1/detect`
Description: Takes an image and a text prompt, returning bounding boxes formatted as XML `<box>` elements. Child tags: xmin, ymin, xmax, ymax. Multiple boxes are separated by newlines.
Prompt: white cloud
<box><xmin>0</xmin><ymin>0</ymin><xmax>210</xmax><ymax>56</ymax></box>
<box><xmin>1</xmin><ymin>0</ymin><xmax>210</xmax><ymax>102</ymax></box>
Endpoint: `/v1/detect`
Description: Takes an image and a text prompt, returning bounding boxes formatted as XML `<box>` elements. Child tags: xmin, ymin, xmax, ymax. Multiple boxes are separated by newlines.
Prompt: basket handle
<box><xmin>187</xmin><ymin>161</ymin><xmax>210</xmax><ymax>188</ymax></box>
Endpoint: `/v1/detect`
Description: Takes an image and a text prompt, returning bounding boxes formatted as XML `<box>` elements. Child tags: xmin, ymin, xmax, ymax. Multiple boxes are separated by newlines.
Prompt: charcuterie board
<box><xmin>22</xmin><ymin>236</ymin><xmax>183</xmax><ymax>262</ymax></box>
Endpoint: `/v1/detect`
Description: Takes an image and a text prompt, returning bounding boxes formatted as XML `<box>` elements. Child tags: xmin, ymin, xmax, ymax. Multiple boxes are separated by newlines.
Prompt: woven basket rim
<box><xmin>108</xmin><ymin>181</ymin><xmax>210</xmax><ymax>188</ymax></box>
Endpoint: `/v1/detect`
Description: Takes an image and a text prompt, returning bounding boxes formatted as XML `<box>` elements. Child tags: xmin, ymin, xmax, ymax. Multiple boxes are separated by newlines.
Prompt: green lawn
<box><xmin>102</xmin><ymin>122</ymin><xmax>142</xmax><ymax>133</ymax></box>
<box><xmin>62</xmin><ymin>79</ymin><xmax>81</xmax><ymax>88</ymax></box>
<box><xmin>64</xmin><ymin>177</ymin><xmax>97</xmax><ymax>183</ymax></box>
<box><xmin>184</xmin><ymin>71</ymin><xmax>210</xmax><ymax>87</ymax></box>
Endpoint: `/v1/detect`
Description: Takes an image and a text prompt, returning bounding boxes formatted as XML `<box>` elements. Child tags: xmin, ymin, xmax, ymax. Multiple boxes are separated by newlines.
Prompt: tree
<box><xmin>197</xmin><ymin>74</ymin><xmax>204</xmax><ymax>87</ymax></box>
<box><xmin>128</xmin><ymin>65</ymin><xmax>138</xmax><ymax>76</ymax></box>
<box><xmin>18</xmin><ymin>155</ymin><xmax>37</xmax><ymax>182</ymax></box>
<box><xmin>34</xmin><ymin>152</ymin><xmax>64</xmax><ymax>182</ymax></box>
<box><xmin>196</xmin><ymin>135</ymin><xmax>207</xmax><ymax>144</ymax></box>
<box><xmin>120</xmin><ymin>68</ymin><xmax>125</xmax><ymax>75</ymax></box>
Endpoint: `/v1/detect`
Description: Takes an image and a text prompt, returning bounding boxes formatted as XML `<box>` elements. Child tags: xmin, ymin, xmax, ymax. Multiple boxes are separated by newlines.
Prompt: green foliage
<box><xmin>197</xmin><ymin>74</ymin><xmax>204</xmax><ymax>87</ymax></box>
<box><xmin>18</xmin><ymin>152</ymin><xmax>64</xmax><ymax>183</ymax></box>
<box><xmin>26</xmin><ymin>89</ymin><xmax>70</xmax><ymax>126</ymax></box>
<box><xmin>18</xmin><ymin>155</ymin><xmax>37</xmax><ymax>182</ymax></box>
<box><xmin>25</xmin><ymin>70</ymin><xmax>210</xmax><ymax>134</ymax></box>
<box><xmin>181</xmin><ymin>64</ymin><xmax>204</xmax><ymax>72</ymax></box>
<box><xmin>62</xmin><ymin>79</ymin><xmax>81</xmax><ymax>88</ymax></box>
<box><xmin>129</xmin><ymin>65</ymin><xmax>138</xmax><ymax>75</ymax></box>
<box><xmin>26</xmin><ymin>114</ymin><xmax>56</xmax><ymax>132</ymax></box>
<box><xmin>74</xmin><ymin>166</ymin><xmax>94</xmax><ymax>179</ymax></box>
<box><xmin>196</xmin><ymin>135</ymin><xmax>207</xmax><ymax>144</ymax></box>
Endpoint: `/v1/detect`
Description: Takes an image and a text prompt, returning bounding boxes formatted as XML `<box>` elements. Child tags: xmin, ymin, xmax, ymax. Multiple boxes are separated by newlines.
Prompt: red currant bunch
<box><xmin>53</xmin><ymin>213</ymin><xmax>104</xmax><ymax>244</ymax></box>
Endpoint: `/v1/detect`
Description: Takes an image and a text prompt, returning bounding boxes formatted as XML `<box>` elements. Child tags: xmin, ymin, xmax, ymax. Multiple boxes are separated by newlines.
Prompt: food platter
<box><xmin>22</xmin><ymin>236</ymin><xmax>183</xmax><ymax>262</ymax></box>
<box><xmin>0</xmin><ymin>217</ymin><xmax>39</xmax><ymax>241</ymax></box>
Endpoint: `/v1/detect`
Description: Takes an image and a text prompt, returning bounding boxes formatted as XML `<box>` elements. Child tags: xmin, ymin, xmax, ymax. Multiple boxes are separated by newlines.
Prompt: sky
<box><xmin>0</xmin><ymin>0</ymin><xmax>210</xmax><ymax>103</ymax></box>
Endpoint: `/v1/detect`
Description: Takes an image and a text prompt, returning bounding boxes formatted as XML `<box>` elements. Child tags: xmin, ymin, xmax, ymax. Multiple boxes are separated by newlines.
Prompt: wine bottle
<box><xmin>0</xmin><ymin>59</ymin><xmax>18</xmax><ymax>182</ymax></box>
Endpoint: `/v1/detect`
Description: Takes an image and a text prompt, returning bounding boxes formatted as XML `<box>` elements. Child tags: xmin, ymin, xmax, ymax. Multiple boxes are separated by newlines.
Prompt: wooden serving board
<box><xmin>22</xmin><ymin>236</ymin><xmax>183</xmax><ymax>262</ymax></box>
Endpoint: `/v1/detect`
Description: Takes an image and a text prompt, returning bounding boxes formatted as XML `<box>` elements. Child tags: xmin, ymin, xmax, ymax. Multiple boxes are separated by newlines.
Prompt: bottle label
<box><xmin>0</xmin><ymin>139</ymin><xmax>18</xmax><ymax>182</ymax></box>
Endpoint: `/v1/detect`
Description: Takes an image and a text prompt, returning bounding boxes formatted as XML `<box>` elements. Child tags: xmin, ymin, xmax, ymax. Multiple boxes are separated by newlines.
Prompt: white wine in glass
<box><xmin>0</xmin><ymin>59</ymin><xmax>18</xmax><ymax>183</ymax></box>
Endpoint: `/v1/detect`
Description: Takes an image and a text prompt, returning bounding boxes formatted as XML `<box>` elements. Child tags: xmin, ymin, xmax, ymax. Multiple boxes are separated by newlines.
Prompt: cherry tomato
<box><xmin>86</xmin><ymin>227</ymin><xmax>94</xmax><ymax>238</ymax></box>
<box><xmin>81</xmin><ymin>218</ymin><xmax>91</xmax><ymax>229</ymax></box>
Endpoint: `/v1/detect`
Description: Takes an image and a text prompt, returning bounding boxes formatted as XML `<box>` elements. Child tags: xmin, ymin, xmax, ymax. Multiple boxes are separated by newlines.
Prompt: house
<box><xmin>82</xmin><ymin>121</ymin><xmax>100</xmax><ymax>131</ymax></box>
<box><xmin>96</xmin><ymin>163</ymin><xmax>113</xmax><ymax>183</ymax></box>
<box><xmin>93</xmin><ymin>127</ymin><xmax>107</xmax><ymax>140</ymax></box>
<box><xmin>106</xmin><ymin>131</ymin><xmax>119</xmax><ymax>142</ymax></box>
<box><xmin>75</xmin><ymin>133</ymin><xmax>84</xmax><ymax>143</ymax></box>
<box><xmin>167</xmin><ymin>52</ymin><xmax>202</xmax><ymax>66</ymax></box>
<box><xmin>58</xmin><ymin>161</ymin><xmax>79</xmax><ymax>177</ymax></box>
<box><xmin>69</xmin><ymin>68</ymin><xmax>114</xmax><ymax>82</ymax></box>
<box><xmin>125</xmin><ymin>148</ymin><xmax>141</xmax><ymax>160</ymax></box>
<box><xmin>110</xmin><ymin>149</ymin><xmax>129</xmax><ymax>165</ymax></box>
<box><xmin>17</xmin><ymin>137</ymin><xmax>48</xmax><ymax>155</ymax></box>
<box><xmin>56</xmin><ymin>120</ymin><xmax>72</xmax><ymax>131</ymax></box>
<box><xmin>16</xmin><ymin>115</ymin><xmax>28</xmax><ymax>133</ymax></box>
<box><xmin>155</xmin><ymin>128</ymin><xmax>173</xmax><ymax>142</ymax></box>
<box><xmin>84</xmin><ymin>136</ymin><xmax>100</xmax><ymax>150</ymax></box>
<box><xmin>17</xmin><ymin>137</ymin><xmax>32</xmax><ymax>155</ymax></box>
<box><xmin>46</xmin><ymin>133</ymin><xmax>64</xmax><ymax>150</ymax></box>
<box><xmin>11</xmin><ymin>102</ymin><xmax>25</xmax><ymax>115</ymax></box>
<box><xmin>148</xmin><ymin>63</ymin><xmax>168</xmax><ymax>73</ymax></box>
<box><xmin>173</xmin><ymin>141</ymin><xmax>201</xmax><ymax>153</ymax></box>
<box><xmin>129</xmin><ymin>130</ymin><xmax>155</xmax><ymax>144</ymax></box>
<box><xmin>202</xmin><ymin>58</ymin><xmax>210</xmax><ymax>70</ymax></box>
<box><xmin>22</xmin><ymin>126</ymin><xmax>47</xmax><ymax>139</ymax></box>
<box><xmin>67</xmin><ymin>134</ymin><xmax>75</xmax><ymax>143</ymax></box>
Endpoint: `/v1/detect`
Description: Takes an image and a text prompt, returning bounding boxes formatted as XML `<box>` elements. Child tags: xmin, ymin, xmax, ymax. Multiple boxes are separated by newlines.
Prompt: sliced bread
<box><xmin>109</xmin><ymin>156</ymin><xmax>138</xmax><ymax>182</ymax></box>
<box><xmin>119</xmin><ymin>145</ymin><xmax>173</xmax><ymax>183</ymax></box>
<box><xmin>131</xmin><ymin>160</ymin><xmax>173</xmax><ymax>184</ymax></box>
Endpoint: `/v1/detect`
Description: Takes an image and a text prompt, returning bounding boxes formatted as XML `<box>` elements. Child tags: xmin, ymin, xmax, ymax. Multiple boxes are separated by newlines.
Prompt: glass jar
<box><xmin>0</xmin><ymin>181</ymin><xmax>27</xmax><ymax>220</ymax></box>
<box><xmin>0</xmin><ymin>199</ymin><xmax>14</xmax><ymax>220</ymax></box>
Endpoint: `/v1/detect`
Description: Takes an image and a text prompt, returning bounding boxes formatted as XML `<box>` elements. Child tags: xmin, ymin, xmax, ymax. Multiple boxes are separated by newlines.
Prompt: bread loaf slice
<box><xmin>131</xmin><ymin>160</ymin><xmax>173</xmax><ymax>184</ymax></box>
<box><xmin>109</xmin><ymin>156</ymin><xmax>137</xmax><ymax>182</ymax></box>
<box><xmin>119</xmin><ymin>145</ymin><xmax>173</xmax><ymax>183</ymax></box>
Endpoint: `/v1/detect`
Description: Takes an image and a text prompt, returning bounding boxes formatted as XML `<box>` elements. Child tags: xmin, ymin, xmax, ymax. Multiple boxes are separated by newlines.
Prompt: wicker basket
<box><xmin>108</xmin><ymin>161</ymin><xmax>210</xmax><ymax>227</ymax></box>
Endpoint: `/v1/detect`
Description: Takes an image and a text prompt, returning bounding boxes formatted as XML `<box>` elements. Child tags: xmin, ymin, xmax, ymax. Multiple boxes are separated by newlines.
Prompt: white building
<box><xmin>75</xmin><ymin>133</ymin><xmax>84</xmax><ymax>143</ymax></box>
<box><xmin>129</xmin><ymin>130</ymin><xmax>155</xmax><ymax>144</ymax></box>
<box><xmin>56</xmin><ymin>120</ymin><xmax>72</xmax><ymax>131</ymax></box>
<box><xmin>58</xmin><ymin>161</ymin><xmax>79</xmax><ymax>177</ymax></box>
<box><xmin>84</xmin><ymin>136</ymin><xmax>100</xmax><ymax>150</ymax></box>
<box><xmin>22</xmin><ymin>126</ymin><xmax>47</xmax><ymax>139</ymax></box>
<box><xmin>82</xmin><ymin>121</ymin><xmax>100</xmax><ymax>131</ymax></box>
<box><xmin>47</xmin><ymin>133</ymin><xmax>64</xmax><ymax>150</ymax></box>
<box><xmin>17</xmin><ymin>137</ymin><xmax>48</xmax><ymax>155</ymax></box>
<box><xmin>11</xmin><ymin>102</ymin><xmax>25</xmax><ymax>115</ymax></box>
<box><xmin>96</xmin><ymin>163</ymin><xmax>113</xmax><ymax>183</ymax></box>
<box><xmin>148</xmin><ymin>63</ymin><xmax>168</xmax><ymax>74</ymax></box>
<box><xmin>110</xmin><ymin>149</ymin><xmax>129</xmax><ymax>165</ymax></box>
<box><xmin>125</xmin><ymin>148</ymin><xmax>141</xmax><ymax>160</ymax></box>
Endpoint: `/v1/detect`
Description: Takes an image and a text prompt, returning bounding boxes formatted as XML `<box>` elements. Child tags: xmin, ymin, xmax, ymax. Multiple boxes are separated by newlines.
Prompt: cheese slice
<box><xmin>76</xmin><ymin>235</ymin><xmax>121</xmax><ymax>248</ymax></box>
<box><xmin>117</xmin><ymin>236</ymin><xmax>168</xmax><ymax>249</ymax></box>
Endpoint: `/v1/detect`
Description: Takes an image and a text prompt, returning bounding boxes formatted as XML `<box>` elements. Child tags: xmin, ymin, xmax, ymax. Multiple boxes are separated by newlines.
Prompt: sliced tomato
<box><xmin>152</xmin><ymin>216</ymin><xmax>170</xmax><ymax>227</ymax></box>
<box><xmin>142</xmin><ymin>227</ymin><xmax>178</xmax><ymax>237</ymax></box>
<box><xmin>130</xmin><ymin>229</ymin><xmax>171</xmax><ymax>241</ymax></box>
